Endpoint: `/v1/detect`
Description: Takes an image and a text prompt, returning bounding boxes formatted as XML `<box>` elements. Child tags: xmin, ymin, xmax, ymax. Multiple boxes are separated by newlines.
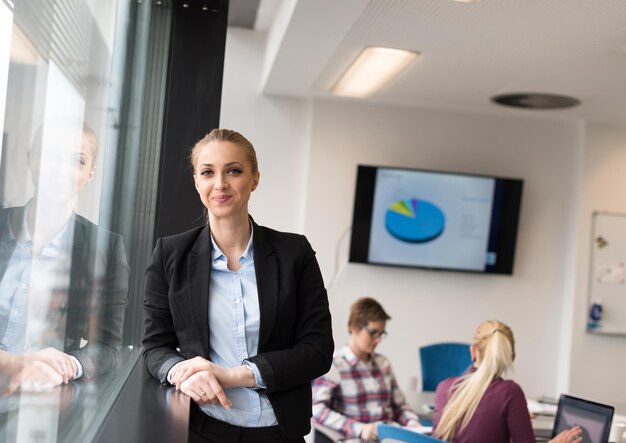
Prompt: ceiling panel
<box><xmin>262</xmin><ymin>0</ymin><xmax>626</xmax><ymax>124</ymax></box>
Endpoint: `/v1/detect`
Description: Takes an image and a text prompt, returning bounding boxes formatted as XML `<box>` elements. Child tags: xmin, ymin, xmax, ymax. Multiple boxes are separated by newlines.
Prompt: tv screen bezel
<box><xmin>348</xmin><ymin>164</ymin><xmax>523</xmax><ymax>275</ymax></box>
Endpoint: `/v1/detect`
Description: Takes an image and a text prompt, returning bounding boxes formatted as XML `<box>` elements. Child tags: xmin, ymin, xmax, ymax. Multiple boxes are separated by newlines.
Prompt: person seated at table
<box><xmin>433</xmin><ymin>319</ymin><xmax>582</xmax><ymax>443</ymax></box>
<box><xmin>312</xmin><ymin>297</ymin><xmax>420</xmax><ymax>442</ymax></box>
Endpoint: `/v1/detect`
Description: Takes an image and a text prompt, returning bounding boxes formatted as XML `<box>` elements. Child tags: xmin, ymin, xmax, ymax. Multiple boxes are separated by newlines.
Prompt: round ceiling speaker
<box><xmin>491</xmin><ymin>93</ymin><xmax>580</xmax><ymax>110</ymax></box>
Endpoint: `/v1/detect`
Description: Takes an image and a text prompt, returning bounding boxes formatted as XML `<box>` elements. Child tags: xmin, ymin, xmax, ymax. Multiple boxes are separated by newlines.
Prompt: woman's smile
<box><xmin>213</xmin><ymin>195</ymin><xmax>232</xmax><ymax>203</ymax></box>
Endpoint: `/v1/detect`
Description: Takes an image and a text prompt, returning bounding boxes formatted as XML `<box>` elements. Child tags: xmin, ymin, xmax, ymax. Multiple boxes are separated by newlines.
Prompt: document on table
<box><xmin>527</xmin><ymin>399</ymin><xmax>558</xmax><ymax>416</ymax></box>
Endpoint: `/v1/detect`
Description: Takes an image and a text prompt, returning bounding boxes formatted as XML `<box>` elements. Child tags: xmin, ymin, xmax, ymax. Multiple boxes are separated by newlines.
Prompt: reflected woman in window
<box><xmin>0</xmin><ymin>120</ymin><xmax>129</xmax><ymax>394</ymax></box>
<box><xmin>433</xmin><ymin>320</ymin><xmax>581</xmax><ymax>443</ymax></box>
<box><xmin>142</xmin><ymin>128</ymin><xmax>333</xmax><ymax>442</ymax></box>
<box><xmin>312</xmin><ymin>297</ymin><xmax>420</xmax><ymax>442</ymax></box>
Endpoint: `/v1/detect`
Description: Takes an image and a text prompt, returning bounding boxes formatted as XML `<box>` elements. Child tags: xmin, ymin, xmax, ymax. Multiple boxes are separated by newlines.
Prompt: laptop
<box><xmin>540</xmin><ymin>394</ymin><xmax>615</xmax><ymax>443</ymax></box>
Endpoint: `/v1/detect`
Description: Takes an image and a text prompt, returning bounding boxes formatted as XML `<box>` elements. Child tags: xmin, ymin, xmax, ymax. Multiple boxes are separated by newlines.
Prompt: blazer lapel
<box><xmin>188</xmin><ymin>225</ymin><xmax>211</xmax><ymax>356</ymax></box>
<box><xmin>67</xmin><ymin>216</ymin><xmax>89</xmax><ymax>338</ymax></box>
<box><xmin>252</xmin><ymin>220</ymin><xmax>278</xmax><ymax>351</ymax></box>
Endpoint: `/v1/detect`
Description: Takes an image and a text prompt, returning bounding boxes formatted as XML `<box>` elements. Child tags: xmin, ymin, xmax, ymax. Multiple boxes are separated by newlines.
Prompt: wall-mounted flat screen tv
<box><xmin>349</xmin><ymin>165</ymin><xmax>523</xmax><ymax>275</ymax></box>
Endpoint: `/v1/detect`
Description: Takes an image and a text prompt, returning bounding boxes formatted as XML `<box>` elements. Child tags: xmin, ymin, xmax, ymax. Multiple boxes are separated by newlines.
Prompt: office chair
<box><xmin>419</xmin><ymin>342</ymin><xmax>472</xmax><ymax>391</ymax></box>
<box><xmin>377</xmin><ymin>424</ymin><xmax>445</xmax><ymax>443</ymax></box>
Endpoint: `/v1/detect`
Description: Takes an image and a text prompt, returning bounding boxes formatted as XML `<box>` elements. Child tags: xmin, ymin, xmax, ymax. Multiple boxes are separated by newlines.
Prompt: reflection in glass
<box><xmin>0</xmin><ymin>121</ymin><xmax>130</xmax><ymax>440</ymax></box>
<box><xmin>0</xmin><ymin>0</ymin><xmax>155</xmax><ymax>441</ymax></box>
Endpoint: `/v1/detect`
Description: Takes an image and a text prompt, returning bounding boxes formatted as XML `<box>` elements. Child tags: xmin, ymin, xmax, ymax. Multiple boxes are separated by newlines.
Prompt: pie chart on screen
<box><xmin>385</xmin><ymin>198</ymin><xmax>445</xmax><ymax>243</ymax></box>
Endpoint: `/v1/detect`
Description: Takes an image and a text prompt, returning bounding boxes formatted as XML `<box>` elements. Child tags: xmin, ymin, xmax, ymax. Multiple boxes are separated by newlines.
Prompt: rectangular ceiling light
<box><xmin>331</xmin><ymin>46</ymin><xmax>419</xmax><ymax>98</ymax></box>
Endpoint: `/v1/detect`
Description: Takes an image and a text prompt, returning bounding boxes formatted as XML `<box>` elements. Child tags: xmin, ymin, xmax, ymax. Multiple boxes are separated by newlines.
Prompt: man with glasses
<box><xmin>312</xmin><ymin>297</ymin><xmax>420</xmax><ymax>442</ymax></box>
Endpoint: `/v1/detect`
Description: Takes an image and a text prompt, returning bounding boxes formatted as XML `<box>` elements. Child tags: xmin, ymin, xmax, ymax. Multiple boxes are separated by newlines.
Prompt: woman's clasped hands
<box><xmin>1</xmin><ymin>347</ymin><xmax>78</xmax><ymax>395</ymax></box>
<box><xmin>170</xmin><ymin>357</ymin><xmax>230</xmax><ymax>408</ymax></box>
<box><xmin>169</xmin><ymin>356</ymin><xmax>255</xmax><ymax>409</ymax></box>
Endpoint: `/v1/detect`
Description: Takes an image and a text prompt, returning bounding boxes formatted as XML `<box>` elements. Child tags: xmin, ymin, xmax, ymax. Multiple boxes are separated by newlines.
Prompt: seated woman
<box><xmin>312</xmin><ymin>297</ymin><xmax>420</xmax><ymax>442</ymax></box>
<box><xmin>433</xmin><ymin>320</ymin><xmax>581</xmax><ymax>443</ymax></box>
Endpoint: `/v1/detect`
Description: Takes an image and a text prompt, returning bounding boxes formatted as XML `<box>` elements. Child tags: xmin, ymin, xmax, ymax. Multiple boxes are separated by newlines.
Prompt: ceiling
<box><xmin>227</xmin><ymin>0</ymin><xmax>259</xmax><ymax>28</ymax></box>
<box><xmin>249</xmin><ymin>0</ymin><xmax>626</xmax><ymax>125</ymax></box>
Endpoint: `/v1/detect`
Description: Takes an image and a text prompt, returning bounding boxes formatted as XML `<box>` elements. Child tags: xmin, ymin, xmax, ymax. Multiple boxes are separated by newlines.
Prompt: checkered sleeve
<box><xmin>312</xmin><ymin>363</ymin><xmax>365</xmax><ymax>439</ymax></box>
<box><xmin>390</xmin><ymin>369</ymin><xmax>421</xmax><ymax>426</ymax></box>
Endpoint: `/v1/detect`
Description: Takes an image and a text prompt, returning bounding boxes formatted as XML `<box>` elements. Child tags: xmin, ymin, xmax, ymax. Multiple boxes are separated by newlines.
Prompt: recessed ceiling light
<box><xmin>332</xmin><ymin>47</ymin><xmax>419</xmax><ymax>98</ymax></box>
<box><xmin>492</xmin><ymin>93</ymin><xmax>581</xmax><ymax>110</ymax></box>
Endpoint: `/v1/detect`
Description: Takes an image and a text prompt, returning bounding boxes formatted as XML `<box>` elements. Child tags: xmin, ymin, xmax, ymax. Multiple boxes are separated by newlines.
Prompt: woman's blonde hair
<box><xmin>189</xmin><ymin>128</ymin><xmax>258</xmax><ymax>174</ymax></box>
<box><xmin>434</xmin><ymin>320</ymin><xmax>515</xmax><ymax>441</ymax></box>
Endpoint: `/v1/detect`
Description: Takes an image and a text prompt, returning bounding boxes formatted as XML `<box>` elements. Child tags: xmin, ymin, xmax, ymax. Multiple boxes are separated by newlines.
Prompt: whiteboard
<box><xmin>588</xmin><ymin>212</ymin><xmax>626</xmax><ymax>335</ymax></box>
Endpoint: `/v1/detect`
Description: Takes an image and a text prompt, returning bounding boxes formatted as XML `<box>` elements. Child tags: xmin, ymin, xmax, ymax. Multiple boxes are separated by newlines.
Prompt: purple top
<box><xmin>433</xmin><ymin>375</ymin><xmax>535</xmax><ymax>443</ymax></box>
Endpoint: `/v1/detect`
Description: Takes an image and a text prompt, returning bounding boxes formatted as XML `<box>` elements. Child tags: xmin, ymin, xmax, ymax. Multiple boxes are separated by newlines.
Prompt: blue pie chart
<box><xmin>385</xmin><ymin>198</ymin><xmax>445</xmax><ymax>243</ymax></box>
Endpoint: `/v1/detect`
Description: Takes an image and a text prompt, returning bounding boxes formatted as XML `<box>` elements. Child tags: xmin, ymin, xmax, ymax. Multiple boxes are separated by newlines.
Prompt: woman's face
<box><xmin>29</xmin><ymin>127</ymin><xmax>96</xmax><ymax>203</ymax></box>
<box><xmin>350</xmin><ymin>320</ymin><xmax>386</xmax><ymax>358</ymax></box>
<box><xmin>193</xmin><ymin>140</ymin><xmax>259</xmax><ymax>222</ymax></box>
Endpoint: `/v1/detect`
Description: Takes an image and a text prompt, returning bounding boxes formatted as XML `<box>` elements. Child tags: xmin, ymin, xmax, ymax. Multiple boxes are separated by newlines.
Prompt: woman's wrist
<box><xmin>0</xmin><ymin>351</ymin><xmax>19</xmax><ymax>373</ymax></box>
<box><xmin>220</xmin><ymin>365</ymin><xmax>255</xmax><ymax>388</ymax></box>
<box><xmin>240</xmin><ymin>364</ymin><xmax>256</xmax><ymax>388</ymax></box>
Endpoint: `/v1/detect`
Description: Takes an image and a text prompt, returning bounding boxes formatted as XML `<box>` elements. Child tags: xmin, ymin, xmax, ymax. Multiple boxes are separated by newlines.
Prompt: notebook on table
<box><xmin>535</xmin><ymin>394</ymin><xmax>614</xmax><ymax>443</ymax></box>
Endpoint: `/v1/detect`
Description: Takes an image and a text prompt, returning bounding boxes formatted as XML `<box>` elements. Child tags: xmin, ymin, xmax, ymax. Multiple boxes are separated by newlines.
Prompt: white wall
<box><xmin>303</xmin><ymin>100</ymin><xmax>583</xmax><ymax>397</ymax></box>
<box><xmin>220</xmin><ymin>27</ymin><xmax>312</xmax><ymax>233</ymax></box>
<box><xmin>567</xmin><ymin>123</ymin><xmax>626</xmax><ymax>404</ymax></box>
<box><xmin>221</xmin><ymin>25</ymin><xmax>624</xmax><ymax>409</ymax></box>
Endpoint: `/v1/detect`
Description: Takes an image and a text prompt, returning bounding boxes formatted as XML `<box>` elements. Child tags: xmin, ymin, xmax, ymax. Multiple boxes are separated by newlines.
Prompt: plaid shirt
<box><xmin>312</xmin><ymin>345</ymin><xmax>420</xmax><ymax>441</ymax></box>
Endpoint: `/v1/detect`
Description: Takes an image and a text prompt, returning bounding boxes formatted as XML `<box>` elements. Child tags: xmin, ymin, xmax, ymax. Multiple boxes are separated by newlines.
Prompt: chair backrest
<box><xmin>377</xmin><ymin>424</ymin><xmax>445</xmax><ymax>443</ymax></box>
<box><xmin>419</xmin><ymin>342</ymin><xmax>472</xmax><ymax>391</ymax></box>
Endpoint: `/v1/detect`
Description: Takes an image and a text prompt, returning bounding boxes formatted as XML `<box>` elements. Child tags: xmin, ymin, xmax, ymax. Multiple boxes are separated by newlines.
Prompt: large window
<box><xmin>0</xmin><ymin>0</ymin><xmax>167</xmax><ymax>441</ymax></box>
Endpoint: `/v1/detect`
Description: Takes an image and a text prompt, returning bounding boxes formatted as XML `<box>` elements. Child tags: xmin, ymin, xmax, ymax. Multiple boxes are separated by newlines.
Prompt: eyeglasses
<box><xmin>362</xmin><ymin>326</ymin><xmax>388</xmax><ymax>340</ymax></box>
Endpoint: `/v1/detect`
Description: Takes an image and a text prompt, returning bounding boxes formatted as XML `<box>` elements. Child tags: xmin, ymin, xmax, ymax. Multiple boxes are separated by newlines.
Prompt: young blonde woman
<box><xmin>142</xmin><ymin>129</ymin><xmax>333</xmax><ymax>442</ymax></box>
<box><xmin>433</xmin><ymin>320</ymin><xmax>581</xmax><ymax>443</ymax></box>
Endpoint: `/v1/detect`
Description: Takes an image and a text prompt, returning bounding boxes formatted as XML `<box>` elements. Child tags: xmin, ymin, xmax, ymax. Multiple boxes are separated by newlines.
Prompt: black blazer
<box><xmin>0</xmin><ymin>206</ymin><xmax>130</xmax><ymax>378</ymax></box>
<box><xmin>142</xmin><ymin>219</ymin><xmax>334</xmax><ymax>438</ymax></box>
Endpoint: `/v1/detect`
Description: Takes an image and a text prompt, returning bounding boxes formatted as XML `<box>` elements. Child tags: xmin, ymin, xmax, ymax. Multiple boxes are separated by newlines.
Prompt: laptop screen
<box><xmin>552</xmin><ymin>395</ymin><xmax>614</xmax><ymax>443</ymax></box>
